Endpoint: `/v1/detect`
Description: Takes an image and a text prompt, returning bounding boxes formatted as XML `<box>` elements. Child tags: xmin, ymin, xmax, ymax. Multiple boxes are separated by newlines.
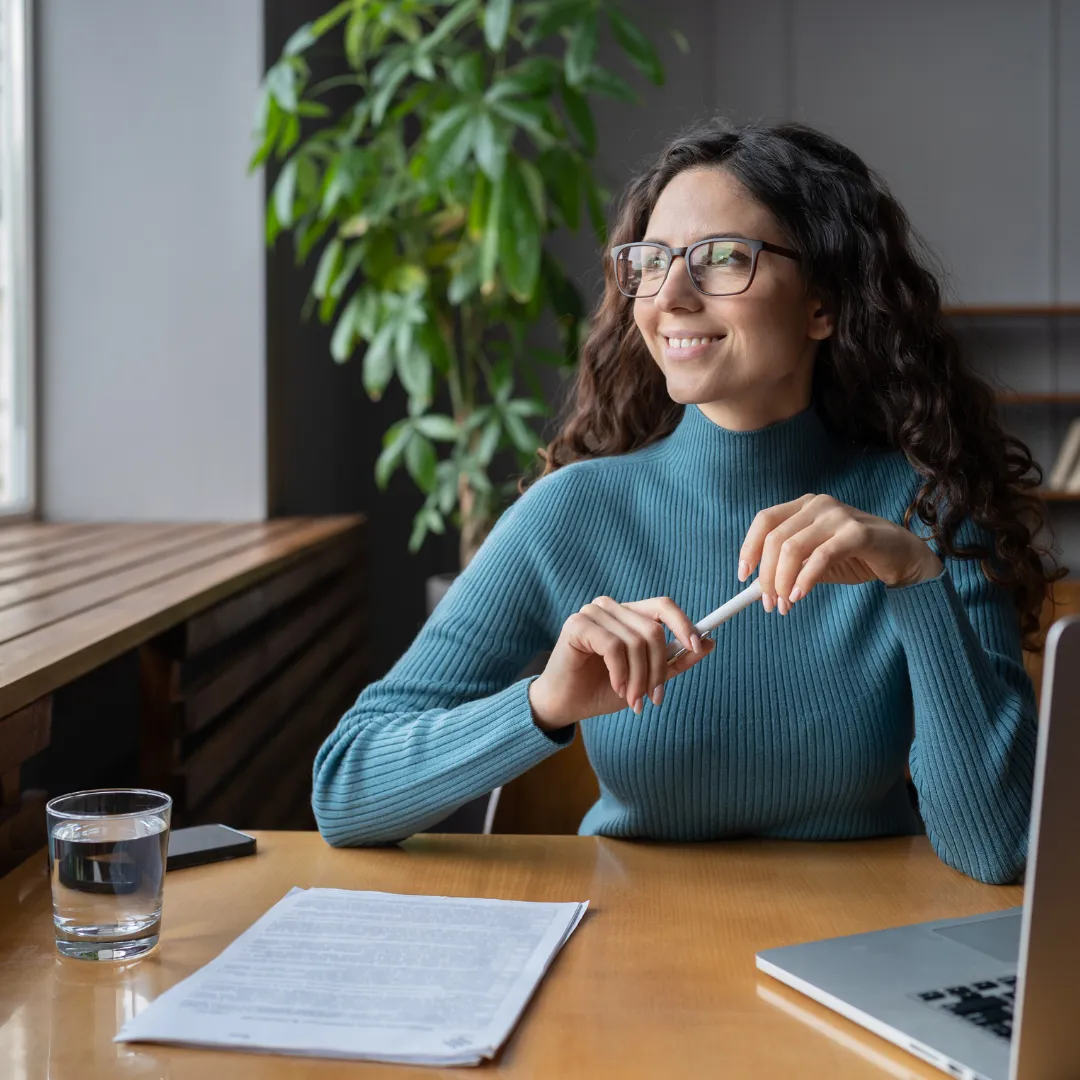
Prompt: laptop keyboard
<box><xmin>914</xmin><ymin>975</ymin><xmax>1016</xmax><ymax>1039</ymax></box>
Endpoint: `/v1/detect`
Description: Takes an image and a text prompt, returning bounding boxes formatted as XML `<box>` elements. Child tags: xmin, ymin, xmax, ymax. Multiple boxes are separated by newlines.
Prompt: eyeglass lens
<box><xmin>615</xmin><ymin>241</ymin><xmax>754</xmax><ymax>297</ymax></box>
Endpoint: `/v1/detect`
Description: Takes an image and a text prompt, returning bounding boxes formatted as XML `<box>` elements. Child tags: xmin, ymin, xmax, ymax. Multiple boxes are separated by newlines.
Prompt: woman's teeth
<box><xmin>664</xmin><ymin>336</ymin><xmax>721</xmax><ymax>348</ymax></box>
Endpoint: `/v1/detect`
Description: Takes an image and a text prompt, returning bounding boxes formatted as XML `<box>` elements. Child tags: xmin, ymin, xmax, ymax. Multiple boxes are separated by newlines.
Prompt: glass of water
<box><xmin>46</xmin><ymin>788</ymin><xmax>172</xmax><ymax>961</ymax></box>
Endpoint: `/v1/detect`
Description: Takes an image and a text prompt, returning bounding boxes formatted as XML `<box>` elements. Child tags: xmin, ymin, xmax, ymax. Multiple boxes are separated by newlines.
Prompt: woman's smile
<box><xmin>661</xmin><ymin>334</ymin><xmax>725</xmax><ymax>360</ymax></box>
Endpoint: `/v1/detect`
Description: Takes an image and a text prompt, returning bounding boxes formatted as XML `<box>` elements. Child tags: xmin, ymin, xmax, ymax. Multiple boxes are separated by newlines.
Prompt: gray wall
<box><xmin>37</xmin><ymin>0</ymin><xmax>267</xmax><ymax>520</ymax></box>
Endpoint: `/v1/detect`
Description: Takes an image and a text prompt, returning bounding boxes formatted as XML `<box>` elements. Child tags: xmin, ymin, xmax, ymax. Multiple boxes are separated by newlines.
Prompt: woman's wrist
<box><xmin>527</xmin><ymin>676</ymin><xmax>571</xmax><ymax>732</ymax></box>
<box><xmin>886</xmin><ymin>549</ymin><xmax>945</xmax><ymax>589</ymax></box>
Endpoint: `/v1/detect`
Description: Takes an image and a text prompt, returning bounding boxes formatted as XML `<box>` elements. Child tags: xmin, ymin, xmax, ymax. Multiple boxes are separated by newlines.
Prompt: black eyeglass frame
<box><xmin>609</xmin><ymin>236</ymin><xmax>802</xmax><ymax>298</ymax></box>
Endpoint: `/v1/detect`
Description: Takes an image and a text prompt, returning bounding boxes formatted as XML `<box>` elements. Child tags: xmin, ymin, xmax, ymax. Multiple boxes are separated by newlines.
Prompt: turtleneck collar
<box><xmin>657</xmin><ymin>398</ymin><xmax>841</xmax><ymax>481</ymax></box>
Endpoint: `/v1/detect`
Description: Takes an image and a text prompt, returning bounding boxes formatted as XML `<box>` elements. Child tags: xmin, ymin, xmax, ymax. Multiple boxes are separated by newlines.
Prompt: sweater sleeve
<box><xmin>312</xmin><ymin>473</ymin><xmax>573</xmax><ymax>847</ymax></box>
<box><xmin>884</xmin><ymin>551</ymin><xmax>1037</xmax><ymax>885</ymax></box>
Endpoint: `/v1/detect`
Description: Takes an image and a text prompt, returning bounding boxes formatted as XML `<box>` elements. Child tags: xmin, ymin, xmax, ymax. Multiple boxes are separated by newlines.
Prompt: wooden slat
<box><xmin>180</xmin><ymin>526</ymin><xmax>364</xmax><ymax>656</ymax></box>
<box><xmin>0</xmin><ymin>523</ymin><xmax>184</xmax><ymax>584</ymax></box>
<box><xmin>0</xmin><ymin>525</ymin><xmax>119</xmax><ymax>566</ymax></box>
<box><xmin>178</xmin><ymin>568</ymin><xmax>362</xmax><ymax>734</ymax></box>
<box><xmin>0</xmin><ymin>520</ymin><xmax>306</xmax><ymax>647</ymax></box>
<box><xmin>177</xmin><ymin>609</ymin><xmax>366</xmax><ymax>809</ymax></box>
<box><xmin>195</xmin><ymin>644</ymin><xmax>366</xmax><ymax>829</ymax></box>
<box><xmin>0</xmin><ymin>522</ymin><xmax>115</xmax><ymax>553</ymax></box>
<box><xmin>0</xmin><ymin>699</ymin><xmax>52</xmax><ymax>774</ymax></box>
<box><xmin>0</xmin><ymin>517</ymin><xmax>363</xmax><ymax>719</ymax></box>
<box><xmin>0</xmin><ymin>523</ymin><xmax>245</xmax><ymax>609</ymax></box>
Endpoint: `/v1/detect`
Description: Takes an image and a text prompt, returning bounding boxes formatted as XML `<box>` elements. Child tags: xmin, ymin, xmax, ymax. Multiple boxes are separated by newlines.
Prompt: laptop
<box><xmin>756</xmin><ymin>615</ymin><xmax>1080</xmax><ymax>1080</ymax></box>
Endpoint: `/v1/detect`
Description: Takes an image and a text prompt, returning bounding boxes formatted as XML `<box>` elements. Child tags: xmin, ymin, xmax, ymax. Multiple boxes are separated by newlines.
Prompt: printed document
<box><xmin>115</xmin><ymin>887</ymin><xmax>588</xmax><ymax>1065</ymax></box>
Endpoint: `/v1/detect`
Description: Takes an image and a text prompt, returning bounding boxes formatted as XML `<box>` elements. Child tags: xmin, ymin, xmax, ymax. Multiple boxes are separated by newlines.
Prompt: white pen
<box><xmin>665</xmin><ymin>580</ymin><xmax>764</xmax><ymax>664</ymax></box>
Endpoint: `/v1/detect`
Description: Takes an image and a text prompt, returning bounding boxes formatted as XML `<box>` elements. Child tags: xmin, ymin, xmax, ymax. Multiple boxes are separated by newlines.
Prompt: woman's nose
<box><xmin>655</xmin><ymin>254</ymin><xmax>701</xmax><ymax>310</ymax></box>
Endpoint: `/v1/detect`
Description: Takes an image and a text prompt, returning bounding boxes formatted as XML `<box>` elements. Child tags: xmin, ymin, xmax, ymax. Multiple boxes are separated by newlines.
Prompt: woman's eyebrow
<box><xmin>641</xmin><ymin>231</ymin><xmax>742</xmax><ymax>245</ymax></box>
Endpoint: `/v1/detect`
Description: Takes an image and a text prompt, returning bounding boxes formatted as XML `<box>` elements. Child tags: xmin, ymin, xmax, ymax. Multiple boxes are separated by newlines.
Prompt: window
<box><xmin>0</xmin><ymin>0</ymin><xmax>33</xmax><ymax>513</ymax></box>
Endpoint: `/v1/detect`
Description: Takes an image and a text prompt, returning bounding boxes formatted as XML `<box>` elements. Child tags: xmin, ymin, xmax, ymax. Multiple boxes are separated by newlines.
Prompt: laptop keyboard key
<box><xmin>914</xmin><ymin>976</ymin><xmax>1015</xmax><ymax>1041</ymax></box>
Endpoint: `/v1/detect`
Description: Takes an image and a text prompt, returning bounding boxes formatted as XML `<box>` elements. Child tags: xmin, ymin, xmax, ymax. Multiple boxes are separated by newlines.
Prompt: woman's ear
<box><xmin>807</xmin><ymin>297</ymin><xmax>834</xmax><ymax>341</ymax></box>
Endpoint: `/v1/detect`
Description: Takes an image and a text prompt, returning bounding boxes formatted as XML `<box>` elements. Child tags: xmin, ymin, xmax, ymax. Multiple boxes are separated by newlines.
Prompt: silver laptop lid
<box><xmin>1011</xmin><ymin>614</ymin><xmax>1080</xmax><ymax>1080</ymax></box>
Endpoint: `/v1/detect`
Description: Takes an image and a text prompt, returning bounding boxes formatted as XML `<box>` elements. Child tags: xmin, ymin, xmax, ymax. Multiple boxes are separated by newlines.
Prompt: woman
<box><xmin>313</xmin><ymin>118</ymin><xmax>1059</xmax><ymax>884</ymax></box>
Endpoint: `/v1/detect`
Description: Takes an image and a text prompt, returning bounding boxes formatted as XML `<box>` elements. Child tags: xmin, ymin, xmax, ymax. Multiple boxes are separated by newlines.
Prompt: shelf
<box><xmin>1037</xmin><ymin>490</ymin><xmax>1080</xmax><ymax>502</ymax></box>
<box><xmin>943</xmin><ymin>305</ymin><xmax>1080</xmax><ymax>317</ymax></box>
<box><xmin>997</xmin><ymin>392</ymin><xmax>1080</xmax><ymax>404</ymax></box>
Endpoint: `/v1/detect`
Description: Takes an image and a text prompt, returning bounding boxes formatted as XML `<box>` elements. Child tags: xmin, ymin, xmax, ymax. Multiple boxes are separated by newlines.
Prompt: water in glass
<box><xmin>47</xmin><ymin>789</ymin><xmax>171</xmax><ymax>960</ymax></box>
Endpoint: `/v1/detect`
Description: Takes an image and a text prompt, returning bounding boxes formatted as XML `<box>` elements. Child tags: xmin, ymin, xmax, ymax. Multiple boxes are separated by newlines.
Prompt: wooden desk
<box><xmin>0</xmin><ymin>832</ymin><xmax>1022</xmax><ymax>1079</ymax></box>
<box><xmin>0</xmin><ymin>519</ymin><xmax>367</xmax><ymax>873</ymax></box>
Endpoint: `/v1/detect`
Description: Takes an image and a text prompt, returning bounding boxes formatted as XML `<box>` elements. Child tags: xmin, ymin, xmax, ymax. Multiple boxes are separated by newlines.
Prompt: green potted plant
<box><xmin>253</xmin><ymin>0</ymin><xmax>684</xmax><ymax>600</ymax></box>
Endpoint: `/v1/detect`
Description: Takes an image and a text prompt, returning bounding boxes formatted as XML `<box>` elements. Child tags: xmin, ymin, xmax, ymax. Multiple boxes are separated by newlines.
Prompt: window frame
<box><xmin>0</xmin><ymin>0</ymin><xmax>35</xmax><ymax>518</ymax></box>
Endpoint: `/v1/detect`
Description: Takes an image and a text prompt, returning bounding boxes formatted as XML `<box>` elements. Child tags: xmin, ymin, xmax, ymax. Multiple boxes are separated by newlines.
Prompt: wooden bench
<box><xmin>0</xmin><ymin>518</ymin><xmax>367</xmax><ymax>875</ymax></box>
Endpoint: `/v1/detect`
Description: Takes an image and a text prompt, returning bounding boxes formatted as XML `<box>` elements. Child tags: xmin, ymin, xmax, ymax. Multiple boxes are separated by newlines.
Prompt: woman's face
<box><xmin>633</xmin><ymin>167</ymin><xmax>833</xmax><ymax>430</ymax></box>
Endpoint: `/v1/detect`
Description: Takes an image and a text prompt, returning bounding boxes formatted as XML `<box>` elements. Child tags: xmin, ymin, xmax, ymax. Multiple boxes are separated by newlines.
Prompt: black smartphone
<box><xmin>166</xmin><ymin>824</ymin><xmax>257</xmax><ymax>871</ymax></box>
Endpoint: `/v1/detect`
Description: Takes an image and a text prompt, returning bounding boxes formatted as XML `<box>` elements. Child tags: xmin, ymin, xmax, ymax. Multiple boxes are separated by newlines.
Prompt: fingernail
<box><xmin>789</xmin><ymin>586</ymin><xmax>802</xmax><ymax>603</ymax></box>
<box><xmin>634</xmin><ymin>696</ymin><xmax>643</xmax><ymax>715</ymax></box>
<box><xmin>651</xmin><ymin>684</ymin><xmax>664</xmax><ymax>706</ymax></box>
<box><xmin>618</xmin><ymin>683</ymin><xmax>626</xmax><ymax>699</ymax></box>
<box><xmin>691</xmin><ymin>633</ymin><xmax>701</xmax><ymax>654</ymax></box>
<box><xmin>737</xmin><ymin>559</ymin><xmax>749</xmax><ymax>582</ymax></box>
<box><xmin>762</xmin><ymin>593</ymin><xmax>772</xmax><ymax>613</ymax></box>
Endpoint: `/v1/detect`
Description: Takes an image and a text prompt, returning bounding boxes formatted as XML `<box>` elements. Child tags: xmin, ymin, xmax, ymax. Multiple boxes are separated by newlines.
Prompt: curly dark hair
<box><xmin>522</xmin><ymin>117</ymin><xmax>1063</xmax><ymax>651</ymax></box>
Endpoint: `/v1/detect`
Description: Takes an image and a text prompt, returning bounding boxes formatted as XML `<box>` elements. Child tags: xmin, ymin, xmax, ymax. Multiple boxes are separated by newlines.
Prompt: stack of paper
<box><xmin>116</xmin><ymin>887</ymin><xmax>588</xmax><ymax>1066</ymax></box>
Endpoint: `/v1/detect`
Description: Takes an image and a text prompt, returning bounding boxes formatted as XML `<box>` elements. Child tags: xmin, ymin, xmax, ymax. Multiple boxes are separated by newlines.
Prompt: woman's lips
<box><xmin>662</xmin><ymin>335</ymin><xmax>724</xmax><ymax>360</ymax></box>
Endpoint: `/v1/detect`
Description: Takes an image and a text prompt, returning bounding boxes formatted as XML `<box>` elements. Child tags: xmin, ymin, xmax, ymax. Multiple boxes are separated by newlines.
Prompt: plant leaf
<box><xmin>473</xmin><ymin>110</ymin><xmax>511</xmax><ymax>181</ymax></box>
<box><xmin>560</xmin><ymin>83</ymin><xmax>596</xmax><ymax>155</ymax></box>
<box><xmin>311</xmin><ymin>0</ymin><xmax>352</xmax><ymax>38</ymax></box>
<box><xmin>487</xmin><ymin>58</ymin><xmax>558</xmax><ymax>101</ymax></box>
<box><xmin>501</xmin><ymin>409</ymin><xmax>541</xmax><ymax>454</ymax></box>
<box><xmin>488</xmin><ymin>98</ymin><xmax>555</xmax><ymax>150</ymax></box>
<box><xmin>273</xmin><ymin>158</ymin><xmax>299</xmax><ymax>228</ymax></box>
<box><xmin>405</xmin><ymin>433</ymin><xmax>438</xmax><ymax>493</ymax></box>
<box><xmin>313</xmin><ymin>237</ymin><xmax>344</xmax><ymax>299</ymax></box>
<box><xmin>362</xmin><ymin>322</ymin><xmax>397</xmax><ymax>397</ymax></box>
<box><xmin>537</xmin><ymin>147</ymin><xmax>580</xmax><ymax>229</ymax></box>
<box><xmin>607</xmin><ymin>7</ymin><xmax>664</xmax><ymax>84</ymax></box>
<box><xmin>505</xmin><ymin>397</ymin><xmax>549</xmax><ymax>417</ymax></box>
<box><xmin>283</xmin><ymin>23</ymin><xmax>316</xmax><ymax>58</ymax></box>
<box><xmin>375</xmin><ymin>421</ymin><xmax>412</xmax><ymax>489</ymax></box>
<box><xmin>484</xmin><ymin>0</ymin><xmax>513</xmax><ymax>50</ymax></box>
<box><xmin>414</xmin><ymin>414</ymin><xmax>459</xmax><ymax>441</ymax></box>
<box><xmin>480</xmin><ymin>174</ymin><xmax>504</xmax><ymax>294</ymax></box>
<box><xmin>565</xmin><ymin>12</ymin><xmax>599</xmax><ymax>87</ymax></box>
<box><xmin>516</xmin><ymin>156</ymin><xmax>547</xmax><ymax>226</ymax></box>
<box><xmin>581</xmin><ymin>64</ymin><xmax>639</xmax><ymax>103</ymax></box>
<box><xmin>498</xmin><ymin>161</ymin><xmax>542</xmax><ymax>302</ymax></box>
<box><xmin>477</xmin><ymin>416</ymin><xmax>502</xmax><ymax>462</ymax></box>
<box><xmin>371</xmin><ymin>59</ymin><xmax>411</xmax><ymax>125</ymax></box>
<box><xmin>424</xmin><ymin>0</ymin><xmax>481</xmax><ymax>52</ymax></box>
<box><xmin>449</xmin><ymin>53</ymin><xmax>486</xmax><ymax>96</ymax></box>
<box><xmin>330</xmin><ymin>293</ymin><xmax>360</xmax><ymax>362</ymax></box>
<box><xmin>267</xmin><ymin>62</ymin><xmax>300</xmax><ymax>112</ymax></box>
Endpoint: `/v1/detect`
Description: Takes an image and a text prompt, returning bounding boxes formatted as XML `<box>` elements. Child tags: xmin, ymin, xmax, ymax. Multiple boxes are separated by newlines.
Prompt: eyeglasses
<box><xmin>609</xmin><ymin>236</ymin><xmax>801</xmax><ymax>298</ymax></box>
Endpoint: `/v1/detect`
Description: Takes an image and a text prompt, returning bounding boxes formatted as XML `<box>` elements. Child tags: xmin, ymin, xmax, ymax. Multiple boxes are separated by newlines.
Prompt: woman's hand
<box><xmin>738</xmin><ymin>493</ymin><xmax>944</xmax><ymax>615</ymax></box>
<box><xmin>528</xmin><ymin>596</ymin><xmax>716</xmax><ymax>731</ymax></box>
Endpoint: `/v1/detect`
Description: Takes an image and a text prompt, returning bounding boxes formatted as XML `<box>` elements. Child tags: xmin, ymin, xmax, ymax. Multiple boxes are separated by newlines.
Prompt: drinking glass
<box><xmin>46</xmin><ymin>788</ymin><xmax>172</xmax><ymax>960</ymax></box>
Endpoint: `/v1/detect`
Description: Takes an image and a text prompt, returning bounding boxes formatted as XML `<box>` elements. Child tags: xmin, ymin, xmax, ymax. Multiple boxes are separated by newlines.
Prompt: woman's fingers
<box><xmin>583</xmin><ymin>595</ymin><xmax>710</xmax><ymax>714</ymax></box>
<box><xmin>576</xmin><ymin>601</ymin><xmax>644</xmax><ymax>707</ymax></box>
<box><xmin>770</xmin><ymin>518</ymin><xmax>835</xmax><ymax>611</ymax></box>
<box><xmin>604</xmin><ymin>601</ymin><xmax>675</xmax><ymax>708</ymax></box>
<box><xmin>738</xmin><ymin>494</ymin><xmax>815</xmax><ymax>584</ymax></box>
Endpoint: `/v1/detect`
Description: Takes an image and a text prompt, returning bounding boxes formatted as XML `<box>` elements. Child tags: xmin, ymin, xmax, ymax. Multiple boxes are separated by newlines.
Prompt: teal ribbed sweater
<box><xmin>313</xmin><ymin>402</ymin><xmax>1036</xmax><ymax>884</ymax></box>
